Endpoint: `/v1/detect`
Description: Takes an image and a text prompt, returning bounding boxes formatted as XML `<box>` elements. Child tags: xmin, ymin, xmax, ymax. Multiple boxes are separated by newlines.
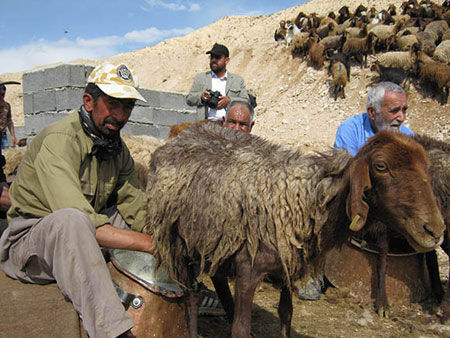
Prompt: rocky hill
<box><xmin>1</xmin><ymin>0</ymin><xmax>449</xmax><ymax>150</ymax></box>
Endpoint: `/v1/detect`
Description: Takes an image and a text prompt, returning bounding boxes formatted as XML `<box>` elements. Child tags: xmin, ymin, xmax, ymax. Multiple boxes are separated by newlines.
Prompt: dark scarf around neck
<box><xmin>79</xmin><ymin>105</ymin><xmax>122</xmax><ymax>161</ymax></box>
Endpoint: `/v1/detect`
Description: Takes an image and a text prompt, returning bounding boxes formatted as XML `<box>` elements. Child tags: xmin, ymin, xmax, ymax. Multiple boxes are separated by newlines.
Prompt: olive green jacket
<box><xmin>8</xmin><ymin>110</ymin><xmax>147</xmax><ymax>232</ymax></box>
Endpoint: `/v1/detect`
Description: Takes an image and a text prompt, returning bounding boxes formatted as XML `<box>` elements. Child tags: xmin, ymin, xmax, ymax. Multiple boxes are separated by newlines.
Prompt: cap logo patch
<box><xmin>117</xmin><ymin>65</ymin><xmax>133</xmax><ymax>83</ymax></box>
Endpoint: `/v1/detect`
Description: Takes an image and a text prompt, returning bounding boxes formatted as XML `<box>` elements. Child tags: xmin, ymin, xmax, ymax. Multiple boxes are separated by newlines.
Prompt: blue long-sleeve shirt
<box><xmin>334</xmin><ymin>113</ymin><xmax>414</xmax><ymax>156</ymax></box>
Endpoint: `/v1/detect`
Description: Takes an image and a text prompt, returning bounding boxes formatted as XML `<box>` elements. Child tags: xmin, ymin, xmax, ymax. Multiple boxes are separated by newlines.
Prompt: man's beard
<box><xmin>374</xmin><ymin>113</ymin><xmax>401</xmax><ymax>132</ymax></box>
<box><xmin>210</xmin><ymin>62</ymin><xmax>225</xmax><ymax>74</ymax></box>
<box><xmin>97</xmin><ymin>117</ymin><xmax>124</xmax><ymax>139</ymax></box>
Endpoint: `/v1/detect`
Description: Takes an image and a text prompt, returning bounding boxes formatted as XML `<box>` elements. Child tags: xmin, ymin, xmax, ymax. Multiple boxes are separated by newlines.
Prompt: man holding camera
<box><xmin>186</xmin><ymin>43</ymin><xmax>249</xmax><ymax>121</ymax></box>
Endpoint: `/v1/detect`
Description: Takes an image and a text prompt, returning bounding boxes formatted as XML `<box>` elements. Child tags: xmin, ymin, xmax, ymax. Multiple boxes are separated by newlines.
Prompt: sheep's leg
<box><xmin>376</xmin><ymin>229</ymin><xmax>390</xmax><ymax>318</ymax></box>
<box><xmin>441</xmin><ymin>259</ymin><xmax>450</xmax><ymax>324</ymax></box>
<box><xmin>212</xmin><ymin>274</ymin><xmax>234</xmax><ymax>322</ymax></box>
<box><xmin>356</xmin><ymin>54</ymin><xmax>363</xmax><ymax>69</ymax></box>
<box><xmin>231</xmin><ymin>250</ymin><xmax>262</xmax><ymax>338</ymax></box>
<box><xmin>441</xmin><ymin>86</ymin><xmax>449</xmax><ymax>105</ymax></box>
<box><xmin>185</xmin><ymin>290</ymin><xmax>199</xmax><ymax>338</ymax></box>
<box><xmin>278</xmin><ymin>286</ymin><xmax>292</xmax><ymax>338</ymax></box>
<box><xmin>425</xmin><ymin>250</ymin><xmax>444</xmax><ymax>302</ymax></box>
<box><xmin>440</xmin><ymin>233</ymin><xmax>450</xmax><ymax>324</ymax></box>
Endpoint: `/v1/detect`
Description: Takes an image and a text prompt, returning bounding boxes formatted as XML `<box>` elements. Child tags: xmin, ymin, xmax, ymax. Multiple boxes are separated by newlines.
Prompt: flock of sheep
<box><xmin>275</xmin><ymin>0</ymin><xmax>450</xmax><ymax>103</ymax></box>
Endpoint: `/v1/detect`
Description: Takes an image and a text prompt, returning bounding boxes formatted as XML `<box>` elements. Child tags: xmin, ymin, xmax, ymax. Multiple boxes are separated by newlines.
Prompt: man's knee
<box><xmin>47</xmin><ymin>208</ymin><xmax>95</xmax><ymax>238</ymax></box>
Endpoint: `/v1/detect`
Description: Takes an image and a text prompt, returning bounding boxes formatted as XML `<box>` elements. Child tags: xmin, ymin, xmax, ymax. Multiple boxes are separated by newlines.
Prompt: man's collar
<box><xmin>211</xmin><ymin>70</ymin><xmax>228</xmax><ymax>80</ymax></box>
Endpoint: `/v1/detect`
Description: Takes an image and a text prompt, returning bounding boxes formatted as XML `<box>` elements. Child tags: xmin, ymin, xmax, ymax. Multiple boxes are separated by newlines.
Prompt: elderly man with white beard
<box><xmin>297</xmin><ymin>81</ymin><xmax>415</xmax><ymax>301</ymax></box>
<box><xmin>334</xmin><ymin>81</ymin><xmax>414</xmax><ymax>156</ymax></box>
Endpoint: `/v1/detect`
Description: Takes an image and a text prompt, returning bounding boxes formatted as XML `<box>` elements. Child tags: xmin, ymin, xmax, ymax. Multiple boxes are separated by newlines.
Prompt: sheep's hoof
<box><xmin>376</xmin><ymin>305</ymin><xmax>390</xmax><ymax>318</ymax></box>
<box><xmin>441</xmin><ymin>317</ymin><xmax>450</xmax><ymax>325</ymax></box>
<box><xmin>441</xmin><ymin>303</ymin><xmax>450</xmax><ymax>325</ymax></box>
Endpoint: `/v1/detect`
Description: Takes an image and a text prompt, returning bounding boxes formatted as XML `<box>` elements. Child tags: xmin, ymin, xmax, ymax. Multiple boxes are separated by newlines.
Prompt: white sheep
<box><xmin>433</xmin><ymin>39</ymin><xmax>450</xmax><ymax>64</ymax></box>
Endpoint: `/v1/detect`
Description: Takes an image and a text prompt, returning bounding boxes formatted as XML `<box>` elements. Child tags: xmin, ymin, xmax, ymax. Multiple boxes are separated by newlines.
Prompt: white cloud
<box><xmin>125</xmin><ymin>26</ymin><xmax>194</xmax><ymax>44</ymax></box>
<box><xmin>0</xmin><ymin>26</ymin><xmax>195</xmax><ymax>74</ymax></box>
<box><xmin>0</xmin><ymin>38</ymin><xmax>119</xmax><ymax>74</ymax></box>
<box><xmin>76</xmin><ymin>36</ymin><xmax>125</xmax><ymax>48</ymax></box>
<box><xmin>189</xmin><ymin>3</ymin><xmax>200</xmax><ymax>11</ymax></box>
<box><xmin>143</xmin><ymin>0</ymin><xmax>200</xmax><ymax>11</ymax></box>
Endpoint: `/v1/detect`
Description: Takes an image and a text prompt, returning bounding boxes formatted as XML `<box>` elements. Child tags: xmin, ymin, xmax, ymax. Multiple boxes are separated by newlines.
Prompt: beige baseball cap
<box><xmin>87</xmin><ymin>63</ymin><xmax>147</xmax><ymax>102</ymax></box>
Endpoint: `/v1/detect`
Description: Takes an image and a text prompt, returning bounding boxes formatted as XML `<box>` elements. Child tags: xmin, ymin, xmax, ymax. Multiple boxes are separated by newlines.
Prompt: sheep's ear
<box><xmin>346</xmin><ymin>157</ymin><xmax>372</xmax><ymax>231</ymax></box>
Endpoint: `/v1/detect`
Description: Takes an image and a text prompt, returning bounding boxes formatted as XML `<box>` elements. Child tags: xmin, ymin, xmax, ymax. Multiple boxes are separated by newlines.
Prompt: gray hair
<box><xmin>366</xmin><ymin>81</ymin><xmax>405</xmax><ymax>113</ymax></box>
<box><xmin>226</xmin><ymin>99</ymin><xmax>254</xmax><ymax>121</ymax></box>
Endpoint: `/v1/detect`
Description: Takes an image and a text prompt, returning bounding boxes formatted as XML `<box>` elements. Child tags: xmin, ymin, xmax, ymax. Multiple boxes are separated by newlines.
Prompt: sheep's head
<box><xmin>346</xmin><ymin>131</ymin><xmax>445</xmax><ymax>252</ymax></box>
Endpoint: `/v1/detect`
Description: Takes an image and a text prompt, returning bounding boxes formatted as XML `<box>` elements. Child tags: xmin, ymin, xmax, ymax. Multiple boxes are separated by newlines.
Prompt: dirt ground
<box><xmin>197</xmin><ymin>274</ymin><xmax>450</xmax><ymax>338</ymax></box>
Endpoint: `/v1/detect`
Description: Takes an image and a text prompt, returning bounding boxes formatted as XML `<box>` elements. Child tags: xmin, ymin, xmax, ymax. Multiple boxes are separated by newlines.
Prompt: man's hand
<box><xmin>201</xmin><ymin>90</ymin><xmax>211</xmax><ymax>104</ymax></box>
<box><xmin>216</xmin><ymin>96</ymin><xmax>230</xmax><ymax>109</ymax></box>
<box><xmin>0</xmin><ymin>185</ymin><xmax>11</xmax><ymax>211</ymax></box>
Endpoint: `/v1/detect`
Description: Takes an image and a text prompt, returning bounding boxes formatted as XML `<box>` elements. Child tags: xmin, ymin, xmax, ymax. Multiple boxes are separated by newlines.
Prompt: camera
<box><xmin>206</xmin><ymin>89</ymin><xmax>221</xmax><ymax>108</ymax></box>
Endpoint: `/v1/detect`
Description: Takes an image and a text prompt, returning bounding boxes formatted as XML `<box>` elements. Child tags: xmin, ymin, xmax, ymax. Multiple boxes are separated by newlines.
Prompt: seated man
<box><xmin>297</xmin><ymin>81</ymin><xmax>414</xmax><ymax>301</ymax></box>
<box><xmin>0</xmin><ymin>63</ymin><xmax>154</xmax><ymax>337</ymax></box>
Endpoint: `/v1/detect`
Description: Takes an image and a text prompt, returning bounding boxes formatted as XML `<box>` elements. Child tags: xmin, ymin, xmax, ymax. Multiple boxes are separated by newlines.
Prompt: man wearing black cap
<box><xmin>186</xmin><ymin>43</ymin><xmax>249</xmax><ymax>121</ymax></box>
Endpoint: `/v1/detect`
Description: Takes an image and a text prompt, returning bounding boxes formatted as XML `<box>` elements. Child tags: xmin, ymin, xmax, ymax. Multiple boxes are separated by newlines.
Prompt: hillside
<box><xmin>1</xmin><ymin>0</ymin><xmax>449</xmax><ymax>150</ymax></box>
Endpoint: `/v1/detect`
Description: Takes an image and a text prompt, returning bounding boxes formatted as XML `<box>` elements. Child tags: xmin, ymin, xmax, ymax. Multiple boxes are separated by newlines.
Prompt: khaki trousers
<box><xmin>0</xmin><ymin>208</ymin><xmax>134</xmax><ymax>338</ymax></box>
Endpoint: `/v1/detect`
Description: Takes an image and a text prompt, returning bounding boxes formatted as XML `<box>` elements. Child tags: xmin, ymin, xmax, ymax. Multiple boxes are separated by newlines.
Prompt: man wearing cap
<box><xmin>186</xmin><ymin>43</ymin><xmax>249</xmax><ymax>121</ymax></box>
<box><xmin>0</xmin><ymin>63</ymin><xmax>153</xmax><ymax>337</ymax></box>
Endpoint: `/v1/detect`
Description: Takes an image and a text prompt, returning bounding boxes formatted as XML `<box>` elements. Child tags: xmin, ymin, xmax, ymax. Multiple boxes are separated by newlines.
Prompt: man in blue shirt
<box><xmin>334</xmin><ymin>81</ymin><xmax>414</xmax><ymax>156</ymax></box>
<box><xmin>298</xmin><ymin>81</ymin><xmax>414</xmax><ymax>301</ymax></box>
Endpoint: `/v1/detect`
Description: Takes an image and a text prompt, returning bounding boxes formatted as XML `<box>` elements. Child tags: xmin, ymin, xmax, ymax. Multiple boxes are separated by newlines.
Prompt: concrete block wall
<box><xmin>16</xmin><ymin>63</ymin><xmax>199</xmax><ymax>141</ymax></box>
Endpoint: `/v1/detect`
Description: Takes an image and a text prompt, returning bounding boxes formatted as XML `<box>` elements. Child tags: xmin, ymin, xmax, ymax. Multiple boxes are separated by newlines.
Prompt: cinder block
<box><xmin>122</xmin><ymin>123</ymin><xmax>170</xmax><ymax>139</ymax></box>
<box><xmin>151</xmin><ymin>109</ymin><xmax>178</xmax><ymax>126</ymax></box>
<box><xmin>43</xmin><ymin>66</ymin><xmax>66</xmax><ymax>90</ymax></box>
<box><xmin>22</xmin><ymin>70</ymin><xmax>45</xmax><ymax>94</ymax></box>
<box><xmin>85</xmin><ymin>66</ymin><xmax>95</xmax><ymax>79</ymax></box>
<box><xmin>139</xmin><ymin>89</ymin><xmax>161</xmax><ymax>107</ymax></box>
<box><xmin>14</xmin><ymin>126</ymin><xmax>26</xmax><ymax>142</ymax></box>
<box><xmin>129</xmin><ymin>106</ymin><xmax>154</xmax><ymax>124</ymax></box>
<box><xmin>196</xmin><ymin>109</ymin><xmax>205</xmax><ymax>120</ymax></box>
<box><xmin>55</xmin><ymin>87</ymin><xmax>84</xmax><ymax>111</ymax></box>
<box><xmin>33</xmin><ymin>91</ymin><xmax>56</xmax><ymax>113</ymax></box>
<box><xmin>151</xmin><ymin>109</ymin><xmax>199</xmax><ymax>126</ymax></box>
<box><xmin>159</xmin><ymin>92</ymin><xmax>192</xmax><ymax>110</ymax></box>
<box><xmin>158</xmin><ymin>125</ymin><xmax>170</xmax><ymax>139</ymax></box>
<box><xmin>74</xmin><ymin>64</ymin><xmax>93</xmax><ymax>87</ymax></box>
<box><xmin>24</xmin><ymin>113</ymin><xmax>70</xmax><ymax>136</ymax></box>
<box><xmin>23</xmin><ymin>93</ymin><xmax>33</xmax><ymax>114</ymax></box>
<box><xmin>175</xmin><ymin>111</ymin><xmax>200</xmax><ymax>124</ymax></box>
<box><xmin>44</xmin><ymin>64</ymin><xmax>91</xmax><ymax>89</ymax></box>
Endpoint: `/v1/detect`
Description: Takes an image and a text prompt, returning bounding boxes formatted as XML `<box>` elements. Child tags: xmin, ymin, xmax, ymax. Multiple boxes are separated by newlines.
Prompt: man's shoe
<box><xmin>296</xmin><ymin>274</ymin><xmax>324</xmax><ymax>301</ymax></box>
<box><xmin>197</xmin><ymin>282</ymin><xmax>226</xmax><ymax>316</ymax></box>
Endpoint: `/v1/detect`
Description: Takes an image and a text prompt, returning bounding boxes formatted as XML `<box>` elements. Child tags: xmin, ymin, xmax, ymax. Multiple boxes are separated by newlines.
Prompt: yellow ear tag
<box><xmin>349</xmin><ymin>214</ymin><xmax>361</xmax><ymax>231</ymax></box>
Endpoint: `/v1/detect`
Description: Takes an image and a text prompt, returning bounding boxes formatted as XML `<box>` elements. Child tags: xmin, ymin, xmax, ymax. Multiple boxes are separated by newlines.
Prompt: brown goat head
<box><xmin>346</xmin><ymin>131</ymin><xmax>445</xmax><ymax>252</ymax></box>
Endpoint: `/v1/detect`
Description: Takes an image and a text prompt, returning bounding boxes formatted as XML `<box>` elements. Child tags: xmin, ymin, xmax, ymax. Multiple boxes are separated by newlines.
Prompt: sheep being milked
<box><xmin>144</xmin><ymin>122</ymin><xmax>445</xmax><ymax>338</ymax></box>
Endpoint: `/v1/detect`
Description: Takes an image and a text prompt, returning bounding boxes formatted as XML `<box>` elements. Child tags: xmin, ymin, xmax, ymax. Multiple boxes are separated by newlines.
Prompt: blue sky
<box><xmin>0</xmin><ymin>0</ymin><xmax>304</xmax><ymax>74</ymax></box>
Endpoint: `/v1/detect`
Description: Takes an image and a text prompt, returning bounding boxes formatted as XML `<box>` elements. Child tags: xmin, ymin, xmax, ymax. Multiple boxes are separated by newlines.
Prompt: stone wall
<box><xmin>16</xmin><ymin>64</ymin><xmax>200</xmax><ymax>141</ymax></box>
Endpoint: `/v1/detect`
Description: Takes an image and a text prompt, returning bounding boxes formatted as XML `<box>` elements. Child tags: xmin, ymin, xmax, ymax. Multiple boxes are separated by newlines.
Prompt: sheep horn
<box><xmin>349</xmin><ymin>214</ymin><xmax>361</xmax><ymax>231</ymax></box>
